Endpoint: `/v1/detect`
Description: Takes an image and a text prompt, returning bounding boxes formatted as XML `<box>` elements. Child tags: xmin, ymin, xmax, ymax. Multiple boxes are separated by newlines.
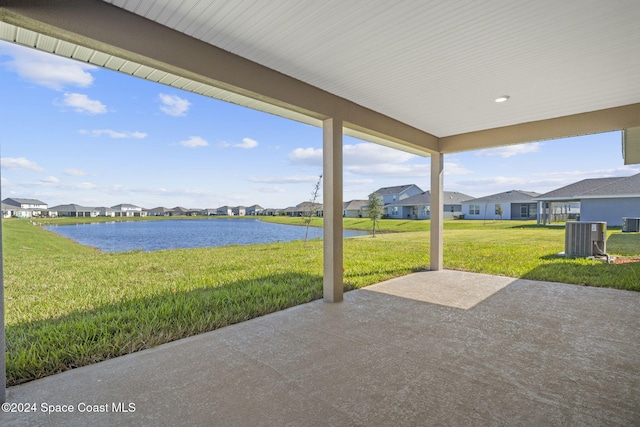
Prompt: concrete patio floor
<box><xmin>2</xmin><ymin>270</ymin><xmax>639</xmax><ymax>426</ymax></box>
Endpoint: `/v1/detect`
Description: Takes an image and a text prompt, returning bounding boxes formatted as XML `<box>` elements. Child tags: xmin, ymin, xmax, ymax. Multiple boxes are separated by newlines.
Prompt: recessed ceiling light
<box><xmin>495</xmin><ymin>95</ymin><xmax>510</xmax><ymax>103</ymax></box>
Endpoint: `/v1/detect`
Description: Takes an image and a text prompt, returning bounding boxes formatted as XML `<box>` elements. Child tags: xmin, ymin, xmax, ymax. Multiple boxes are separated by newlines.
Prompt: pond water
<box><xmin>43</xmin><ymin>218</ymin><xmax>368</xmax><ymax>252</ymax></box>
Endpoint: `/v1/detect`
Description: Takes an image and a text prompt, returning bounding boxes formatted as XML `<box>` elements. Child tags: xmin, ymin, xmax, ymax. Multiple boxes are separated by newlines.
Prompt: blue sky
<box><xmin>1</xmin><ymin>40</ymin><xmax>638</xmax><ymax>210</ymax></box>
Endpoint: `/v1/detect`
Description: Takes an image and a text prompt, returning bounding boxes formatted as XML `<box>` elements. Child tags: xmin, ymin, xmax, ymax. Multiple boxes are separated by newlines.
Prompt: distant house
<box><xmin>50</xmin><ymin>204</ymin><xmax>98</xmax><ymax>217</ymax></box>
<box><xmin>232</xmin><ymin>206</ymin><xmax>246</xmax><ymax>216</ymax></box>
<box><xmin>169</xmin><ymin>206</ymin><xmax>189</xmax><ymax>216</ymax></box>
<box><xmin>372</xmin><ymin>184</ymin><xmax>423</xmax><ymax>205</ymax></box>
<box><xmin>462</xmin><ymin>190</ymin><xmax>541</xmax><ymax>220</ymax></box>
<box><xmin>217</xmin><ymin>206</ymin><xmax>234</xmax><ymax>216</ymax></box>
<box><xmin>261</xmin><ymin>208</ymin><xmax>283</xmax><ymax>216</ymax></box>
<box><xmin>387</xmin><ymin>191</ymin><xmax>474</xmax><ymax>219</ymax></box>
<box><xmin>146</xmin><ymin>207</ymin><xmax>172</xmax><ymax>216</ymax></box>
<box><xmin>283</xmin><ymin>202</ymin><xmax>323</xmax><ymax>217</ymax></box>
<box><xmin>2</xmin><ymin>198</ymin><xmax>49</xmax><ymax>217</ymax></box>
<box><xmin>536</xmin><ymin>173</ymin><xmax>640</xmax><ymax>226</ymax></box>
<box><xmin>246</xmin><ymin>204</ymin><xmax>264</xmax><ymax>215</ymax></box>
<box><xmin>96</xmin><ymin>206</ymin><xmax>118</xmax><ymax>217</ymax></box>
<box><xmin>111</xmin><ymin>203</ymin><xmax>145</xmax><ymax>217</ymax></box>
<box><xmin>342</xmin><ymin>200</ymin><xmax>368</xmax><ymax>218</ymax></box>
<box><xmin>200</xmin><ymin>208</ymin><xmax>218</xmax><ymax>216</ymax></box>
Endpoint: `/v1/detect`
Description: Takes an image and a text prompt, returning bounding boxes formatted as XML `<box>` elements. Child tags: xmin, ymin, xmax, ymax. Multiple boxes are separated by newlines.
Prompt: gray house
<box><xmin>50</xmin><ymin>204</ymin><xmax>98</xmax><ymax>217</ymax></box>
<box><xmin>283</xmin><ymin>202</ymin><xmax>323</xmax><ymax>217</ymax></box>
<box><xmin>216</xmin><ymin>206</ymin><xmax>234</xmax><ymax>216</ymax></box>
<box><xmin>536</xmin><ymin>173</ymin><xmax>640</xmax><ymax>226</ymax></box>
<box><xmin>343</xmin><ymin>200</ymin><xmax>368</xmax><ymax>218</ymax></box>
<box><xmin>462</xmin><ymin>190</ymin><xmax>541</xmax><ymax>220</ymax></box>
<box><xmin>246</xmin><ymin>205</ymin><xmax>264</xmax><ymax>215</ymax></box>
<box><xmin>372</xmin><ymin>184</ymin><xmax>423</xmax><ymax>206</ymax></box>
<box><xmin>386</xmin><ymin>191</ymin><xmax>474</xmax><ymax>219</ymax></box>
<box><xmin>147</xmin><ymin>207</ymin><xmax>172</xmax><ymax>216</ymax></box>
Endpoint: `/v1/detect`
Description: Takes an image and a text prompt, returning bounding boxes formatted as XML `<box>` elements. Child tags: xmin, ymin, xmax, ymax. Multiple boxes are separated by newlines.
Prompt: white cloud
<box><xmin>288</xmin><ymin>147</ymin><xmax>321</xmax><ymax>165</ymax></box>
<box><xmin>219</xmin><ymin>138</ymin><xmax>259</xmax><ymax>149</ymax></box>
<box><xmin>80</xmin><ymin>129</ymin><xmax>147</xmax><ymax>139</ymax></box>
<box><xmin>287</xmin><ymin>143</ymin><xmax>426</xmax><ymax>179</ymax></box>
<box><xmin>64</xmin><ymin>168</ymin><xmax>86</xmax><ymax>176</ymax></box>
<box><xmin>475</xmin><ymin>142</ymin><xmax>542</xmax><ymax>158</ymax></box>
<box><xmin>444</xmin><ymin>161</ymin><xmax>472</xmax><ymax>175</ymax></box>
<box><xmin>40</xmin><ymin>176</ymin><xmax>59</xmax><ymax>184</ymax></box>
<box><xmin>179</xmin><ymin>136</ymin><xmax>209</xmax><ymax>148</ymax></box>
<box><xmin>59</xmin><ymin>93</ymin><xmax>107</xmax><ymax>114</ymax></box>
<box><xmin>1</xmin><ymin>41</ymin><xmax>96</xmax><ymax>90</ymax></box>
<box><xmin>158</xmin><ymin>93</ymin><xmax>191</xmax><ymax>116</ymax></box>
<box><xmin>1</xmin><ymin>157</ymin><xmax>44</xmax><ymax>172</ymax></box>
<box><xmin>248</xmin><ymin>175</ymin><xmax>319</xmax><ymax>184</ymax></box>
<box><xmin>344</xmin><ymin>143</ymin><xmax>416</xmax><ymax>165</ymax></box>
<box><xmin>235</xmin><ymin>138</ymin><xmax>258</xmax><ymax>149</ymax></box>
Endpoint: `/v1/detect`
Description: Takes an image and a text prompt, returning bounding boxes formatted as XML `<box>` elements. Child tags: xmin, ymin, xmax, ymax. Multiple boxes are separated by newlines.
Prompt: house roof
<box><xmin>343</xmin><ymin>200</ymin><xmax>368</xmax><ymax>211</ymax></box>
<box><xmin>389</xmin><ymin>191</ymin><xmax>474</xmax><ymax>206</ymax></box>
<box><xmin>147</xmin><ymin>207</ymin><xmax>171</xmax><ymax>213</ymax></box>
<box><xmin>295</xmin><ymin>202</ymin><xmax>323</xmax><ymax>209</ymax></box>
<box><xmin>2</xmin><ymin>1</ymin><xmax>639</xmax><ymax>159</ymax></box>
<box><xmin>373</xmin><ymin>185</ymin><xmax>422</xmax><ymax>196</ymax></box>
<box><xmin>50</xmin><ymin>204</ymin><xmax>95</xmax><ymax>212</ymax></box>
<box><xmin>112</xmin><ymin>203</ymin><xmax>142</xmax><ymax>209</ymax></box>
<box><xmin>2</xmin><ymin>197</ymin><xmax>47</xmax><ymax>206</ymax></box>
<box><xmin>465</xmin><ymin>190</ymin><xmax>541</xmax><ymax>204</ymax></box>
<box><xmin>578</xmin><ymin>173</ymin><xmax>640</xmax><ymax>198</ymax></box>
<box><xmin>537</xmin><ymin>174</ymin><xmax>640</xmax><ymax>200</ymax></box>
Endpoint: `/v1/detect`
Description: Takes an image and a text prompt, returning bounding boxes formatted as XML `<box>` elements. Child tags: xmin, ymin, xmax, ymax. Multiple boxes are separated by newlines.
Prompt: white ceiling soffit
<box><xmin>0</xmin><ymin>21</ymin><xmax>323</xmax><ymax>128</ymax></box>
<box><xmin>102</xmin><ymin>0</ymin><xmax>640</xmax><ymax>138</ymax></box>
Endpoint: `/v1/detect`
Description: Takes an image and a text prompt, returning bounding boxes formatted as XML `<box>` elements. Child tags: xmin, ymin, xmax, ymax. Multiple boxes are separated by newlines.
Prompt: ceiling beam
<box><xmin>440</xmin><ymin>103</ymin><xmax>640</xmax><ymax>153</ymax></box>
<box><xmin>0</xmin><ymin>0</ymin><xmax>439</xmax><ymax>154</ymax></box>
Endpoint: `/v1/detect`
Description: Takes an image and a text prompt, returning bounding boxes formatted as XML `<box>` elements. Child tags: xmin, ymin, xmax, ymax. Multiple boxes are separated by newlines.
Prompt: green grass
<box><xmin>2</xmin><ymin>217</ymin><xmax>639</xmax><ymax>386</ymax></box>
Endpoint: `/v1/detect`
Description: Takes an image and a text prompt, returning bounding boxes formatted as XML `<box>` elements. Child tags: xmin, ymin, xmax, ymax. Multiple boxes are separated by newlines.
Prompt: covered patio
<box><xmin>2</xmin><ymin>270</ymin><xmax>639</xmax><ymax>426</ymax></box>
<box><xmin>1</xmin><ymin>0</ymin><xmax>640</xmax><ymax>420</ymax></box>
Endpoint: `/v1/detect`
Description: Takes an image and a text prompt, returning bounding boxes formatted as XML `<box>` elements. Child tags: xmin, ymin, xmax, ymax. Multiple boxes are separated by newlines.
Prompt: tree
<box><xmin>367</xmin><ymin>192</ymin><xmax>384</xmax><ymax>237</ymax></box>
<box><xmin>302</xmin><ymin>175</ymin><xmax>322</xmax><ymax>245</ymax></box>
<box><xmin>495</xmin><ymin>204</ymin><xmax>504</xmax><ymax>220</ymax></box>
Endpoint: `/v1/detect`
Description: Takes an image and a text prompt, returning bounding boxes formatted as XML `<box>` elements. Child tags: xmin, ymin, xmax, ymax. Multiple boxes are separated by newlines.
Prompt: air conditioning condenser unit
<box><xmin>622</xmin><ymin>217</ymin><xmax>640</xmax><ymax>233</ymax></box>
<box><xmin>565</xmin><ymin>221</ymin><xmax>606</xmax><ymax>257</ymax></box>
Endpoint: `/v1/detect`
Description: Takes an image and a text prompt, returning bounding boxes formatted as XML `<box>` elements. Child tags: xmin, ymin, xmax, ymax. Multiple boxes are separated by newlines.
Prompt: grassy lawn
<box><xmin>2</xmin><ymin>217</ymin><xmax>639</xmax><ymax>386</ymax></box>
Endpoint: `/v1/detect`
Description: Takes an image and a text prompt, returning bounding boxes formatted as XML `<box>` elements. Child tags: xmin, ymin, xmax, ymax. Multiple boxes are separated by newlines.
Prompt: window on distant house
<box><xmin>392</xmin><ymin>195</ymin><xmax>397</xmax><ymax>201</ymax></box>
<box><xmin>391</xmin><ymin>206</ymin><xmax>398</xmax><ymax>215</ymax></box>
<box><xmin>422</xmin><ymin>206</ymin><xmax>430</xmax><ymax>216</ymax></box>
<box><xmin>469</xmin><ymin>204</ymin><xmax>480</xmax><ymax>215</ymax></box>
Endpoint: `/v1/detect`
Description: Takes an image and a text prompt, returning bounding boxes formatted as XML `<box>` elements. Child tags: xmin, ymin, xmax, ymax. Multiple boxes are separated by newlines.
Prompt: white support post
<box><xmin>430</xmin><ymin>153</ymin><xmax>444</xmax><ymax>271</ymax></box>
<box><xmin>322</xmin><ymin>117</ymin><xmax>343</xmax><ymax>302</ymax></box>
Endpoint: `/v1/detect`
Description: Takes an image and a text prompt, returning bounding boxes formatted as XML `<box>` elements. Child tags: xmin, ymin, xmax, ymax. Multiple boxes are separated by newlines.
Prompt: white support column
<box><xmin>323</xmin><ymin>117</ymin><xmax>343</xmax><ymax>302</ymax></box>
<box><xmin>430</xmin><ymin>153</ymin><xmax>444</xmax><ymax>271</ymax></box>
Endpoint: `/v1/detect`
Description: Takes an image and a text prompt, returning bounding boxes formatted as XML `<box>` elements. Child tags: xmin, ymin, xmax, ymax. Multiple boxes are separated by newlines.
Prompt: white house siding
<box><xmin>580</xmin><ymin>198</ymin><xmax>640</xmax><ymax>226</ymax></box>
